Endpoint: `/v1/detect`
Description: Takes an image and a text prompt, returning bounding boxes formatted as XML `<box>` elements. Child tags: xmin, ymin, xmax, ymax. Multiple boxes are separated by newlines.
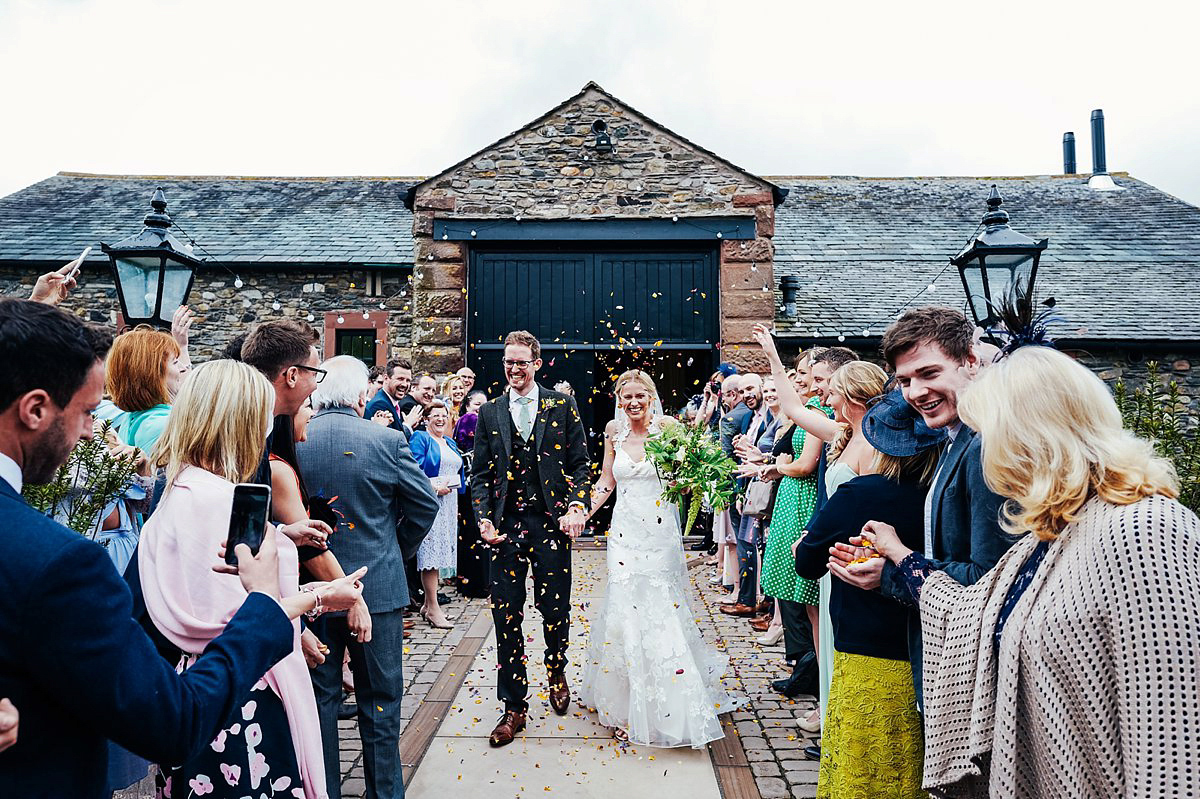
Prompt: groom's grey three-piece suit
<box><xmin>470</xmin><ymin>384</ymin><xmax>590</xmax><ymax>711</ymax></box>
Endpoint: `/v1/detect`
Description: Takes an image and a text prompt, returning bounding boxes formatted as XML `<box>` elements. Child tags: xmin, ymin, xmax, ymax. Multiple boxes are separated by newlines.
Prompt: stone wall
<box><xmin>410</xmin><ymin>85</ymin><xmax>777</xmax><ymax>374</ymax></box>
<box><xmin>0</xmin><ymin>264</ymin><xmax>414</xmax><ymax>362</ymax></box>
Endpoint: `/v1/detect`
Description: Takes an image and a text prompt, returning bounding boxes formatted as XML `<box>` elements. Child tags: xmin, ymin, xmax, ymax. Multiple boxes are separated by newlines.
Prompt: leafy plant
<box><xmin>644</xmin><ymin>420</ymin><xmax>736</xmax><ymax>536</ymax></box>
<box><xmin>22</xmin><ymin>420</ymin><xmax>141</xmax><ymax>538</ymax></box>
<box><xmin>1114</xmin><ymin>362</ymin><xmax>1200</xmax><ymax>513</ymax></box>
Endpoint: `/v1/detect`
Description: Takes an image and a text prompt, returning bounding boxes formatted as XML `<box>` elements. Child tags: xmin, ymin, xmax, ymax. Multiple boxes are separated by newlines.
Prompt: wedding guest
<box><xmin>269</xmin><ymin>406</ymin><xmax>374</xmax><ymax>667</ymax></box>
<box><xmin>861</xmin><ymin>346</ymin><xmax>1200</xmax><ymax>799</ymax></box>
<box><xmin>752</xmin><ymin>352</ymin><xmax>830</xmax><ymax>723</ymax></box>
<box><xmin>455</xmin><ymin>390</ymin><xmax>490</xmax><ymax>598</ymax></box>
<box><xmin>828</xmin><ymin>306</ymin><xmax>1008</xmax><ymax>710</ymax></box>
<box><xmin>106</xmin><ymin>327</ymin><xmax>189</xmax><ymax>452</ymax></box>
<box><xmin>440</xmin><ymin>373</ymin><xmax>468</xmax><ymax>428</ymax></box>
<box><xmin>409</xmin><ymin>400</ymin><xmax>466</xmax><ymax>628</ymax></box>
<box><xmin>729</xmin><ymin>375</ymin><xmax>779</xmax><ymax>619</ymax></box>
<box><xmin>296</xmin><ymin>355</ymin><xmax>438</xmax><ymax>799</ymax></box>
<box><xmin>714</xmin><ymin>374</ymin><xmax>751</xmax><ymax>602</ymax></box>
<box><xmin>365</xmin><ymin>358</ymin><xmax>421</xmax><ymax>434</ymax></box>
<box><xmin>794</xmin><ymin>385</ymin><xmax>939</xmax><ymax>798</ymax></box>
<box><xmin>141</xmin><ymin>359</ymin><xmax>367</xmax><ymax>799</ymax></box>
<box><xmin>0</xmin><ymin>299</ymin><xmax>296</xmax><ymax>799</ymax></box>
<box><xmin>455</xmin><ymin>366</ymin><xmax>476</xmax><ymax>394</ymax></box>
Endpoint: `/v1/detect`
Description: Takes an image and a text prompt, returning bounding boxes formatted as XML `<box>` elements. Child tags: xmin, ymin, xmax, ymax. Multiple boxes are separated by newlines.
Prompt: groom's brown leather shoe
<box><xmin>488</xmin><ymin>709</ymin><xmax>527</xmax><ymax>747</ymax></box>
<box><xmin>720</xmin><ymin>603</ymin><xmax>756</xmax><ymax>616</ymax></box>
<box><xmin>548</xmin><ymin>671</ymin><xmax>570</xmax><ymax>716</ymax></box>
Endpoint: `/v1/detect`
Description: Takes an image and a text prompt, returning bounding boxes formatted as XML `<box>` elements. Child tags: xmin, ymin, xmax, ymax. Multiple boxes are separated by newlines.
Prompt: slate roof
<box><xmin>0</xmin><ymin>173</ymin><xmax>419</xmax><ymax>265</ymax></box>
<box><xmin>3</xmin><ymin>171</ymin><xmax>1200</xmax><ymax>343</ymax></box>
<box><xmin>767</xmin><ymin>174</ymin><xmax>1200</xmax><ymax>342</ymax></box>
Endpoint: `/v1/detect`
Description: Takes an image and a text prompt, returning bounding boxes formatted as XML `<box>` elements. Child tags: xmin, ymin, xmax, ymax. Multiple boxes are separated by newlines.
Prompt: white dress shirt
<box><xmin>508</xmin><ymin>383</ymin><xmax>540</xmax><ymax>431</ymax></box>
<box><xmin>0</xmin><ymin>452</ymin><xmax>23</xmax><ymax>494</ymax></box>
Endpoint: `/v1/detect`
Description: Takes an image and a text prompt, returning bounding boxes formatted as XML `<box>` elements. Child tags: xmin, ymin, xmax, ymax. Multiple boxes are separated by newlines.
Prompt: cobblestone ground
<box><xmin>686</xmin><ymin>552</ymin><xmax>821</xmax><ymax>799</ymax></box>
<box><xmin>119</xmin><ymin>555</ymin><xmax>817</xmax><ymax>799</ymax></box>
<box><xmin>336</xmin><ymin>592</ymin><xmax>490</xmax><ymax>797</ymax></box>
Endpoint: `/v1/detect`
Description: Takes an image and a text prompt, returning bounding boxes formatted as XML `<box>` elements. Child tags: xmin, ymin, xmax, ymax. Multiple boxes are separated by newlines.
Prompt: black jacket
<box><xmin>795</xmin><ymin>474</ymin><xmax>926</xmax><ymax>661</ymax></box>
<box><xmin>470</xmin><ymin>385</ymin><xmax>591</xmax><ymax>525</ymax></box>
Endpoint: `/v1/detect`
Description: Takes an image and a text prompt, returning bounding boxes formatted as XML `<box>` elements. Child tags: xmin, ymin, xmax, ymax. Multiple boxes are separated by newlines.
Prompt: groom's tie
<box><xmin>514</xmin><ymin>395</ymin><xmax>535</xmax><ymax>441</ymax></box>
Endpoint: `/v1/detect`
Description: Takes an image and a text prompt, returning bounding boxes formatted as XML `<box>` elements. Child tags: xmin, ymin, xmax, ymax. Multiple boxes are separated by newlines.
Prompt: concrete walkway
<box><xmin>405</xmin><ymin>548</ymin><xmax>727</xmax><ymax>799</ymax></box>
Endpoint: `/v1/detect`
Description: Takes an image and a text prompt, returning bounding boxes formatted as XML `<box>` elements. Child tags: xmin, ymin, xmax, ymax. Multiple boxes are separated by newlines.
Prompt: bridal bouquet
<box><xmin>645</xmin><ymin>421</ymin><xmax>736</xmax><ymax>536</ymax></box>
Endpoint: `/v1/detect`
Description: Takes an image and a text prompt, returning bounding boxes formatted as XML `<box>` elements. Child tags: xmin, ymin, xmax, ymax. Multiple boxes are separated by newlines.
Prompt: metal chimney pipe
<box><xmin>1062</xmin><ymin>132</ymin><xmax>1076</xmax><ymax>174</ymax></box>
<box><xmin>780</xmin><ymin>275</ymin><xmax>800</xmax><ymax>317</ymax></box>
<box><xmin>1091</xmin><ymin>109</ymin><xmax>1107</xmax><ymax>175</ymax></box>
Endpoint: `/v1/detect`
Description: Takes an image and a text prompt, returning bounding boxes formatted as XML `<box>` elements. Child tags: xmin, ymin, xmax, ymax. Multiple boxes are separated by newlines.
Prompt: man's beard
<box><xmin>24</xmin><ymin>416</ymin><xmax>74</xmax><ymax>485</ymax></box>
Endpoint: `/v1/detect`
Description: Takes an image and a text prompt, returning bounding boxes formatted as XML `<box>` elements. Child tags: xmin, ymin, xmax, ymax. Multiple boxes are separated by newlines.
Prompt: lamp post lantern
<box><xmin>951</xmin><ymin>185</ymin><xmax>1048</xmax><ymax>329</ymax></box>
<box><xmin>101</xmin><ymin>188</ymin><xmax>201</xmax><ymax>329</ymax></box>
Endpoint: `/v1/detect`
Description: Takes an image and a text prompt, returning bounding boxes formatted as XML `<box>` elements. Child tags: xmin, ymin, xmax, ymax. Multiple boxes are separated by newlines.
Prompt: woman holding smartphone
<box><xmin>139</xmin><ymin>360</ymin><xmax>366</xmax><ymax>799</ymax></box>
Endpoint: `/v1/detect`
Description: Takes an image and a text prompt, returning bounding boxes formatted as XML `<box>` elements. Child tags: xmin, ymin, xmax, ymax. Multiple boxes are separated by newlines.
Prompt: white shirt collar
<box><xmin>0</xmin><ymin>452</ymin><xmax>22</xmax><ymax>494</ymax></box>
<box><xmin>946</xmin><ymin>421</ymin><xmax>964</xmax><ymax>442</ymax></box>
<box><xmin>509</xmin><ymin>383</ymin><xmax>539</xmax><ymax>406</ymax></box>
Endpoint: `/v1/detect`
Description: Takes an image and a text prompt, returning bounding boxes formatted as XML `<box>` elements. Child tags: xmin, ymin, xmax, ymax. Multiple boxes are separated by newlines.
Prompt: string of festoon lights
<box><xmin>172</xmin><ymin>214</ymin><xmax>416</xmax><ymax>325</ymax></box>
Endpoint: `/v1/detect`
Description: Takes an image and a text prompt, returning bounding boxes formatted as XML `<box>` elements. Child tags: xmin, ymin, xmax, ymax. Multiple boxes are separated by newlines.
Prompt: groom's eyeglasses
<box><xmin>503</xmin><ymin>358</ymin><xmax>534</xmax><ymax>369</ymax></box>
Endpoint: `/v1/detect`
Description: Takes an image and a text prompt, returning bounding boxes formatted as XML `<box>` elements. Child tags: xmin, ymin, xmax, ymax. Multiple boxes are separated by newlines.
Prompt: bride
<box><xmin>579</xmin><ymin>369</ymin><xmax>736</xmax><ymax>747</ymax></box>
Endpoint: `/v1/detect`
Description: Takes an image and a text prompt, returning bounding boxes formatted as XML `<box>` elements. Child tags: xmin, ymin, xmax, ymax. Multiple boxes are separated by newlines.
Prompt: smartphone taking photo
<box><xmin>224</xmin><ymin>483</ymin><xmax>272</xmax><ymax>566</ymax></box>
<box><xmin>67</xmin><ymin>246</ymin><xmax>91</xmax><ymax>280</ymax></box>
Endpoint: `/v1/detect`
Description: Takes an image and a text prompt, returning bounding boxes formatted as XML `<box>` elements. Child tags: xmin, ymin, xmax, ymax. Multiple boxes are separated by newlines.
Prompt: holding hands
<box><xmin>558</xmin><ymin>505</ymin><xmax>587</xmax><ymax>539</ymax></box>
<box><xmin>279</xmin><ymin>518</ymin><xmax>332</xmax><ymax>550</ymax></box>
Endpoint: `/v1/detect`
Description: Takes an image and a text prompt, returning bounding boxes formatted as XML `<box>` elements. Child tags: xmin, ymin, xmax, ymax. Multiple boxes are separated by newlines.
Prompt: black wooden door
<box><xmin>467</xmin><ymin>247</ymin><xmax>719</xmax><ymax>450</ymax></box>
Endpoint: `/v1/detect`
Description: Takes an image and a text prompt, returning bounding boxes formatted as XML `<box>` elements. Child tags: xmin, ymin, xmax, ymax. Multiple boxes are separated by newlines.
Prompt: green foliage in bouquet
<box><xmin>645</xmin><ymin>420</ymin><xmax>737</xmax><ymax>536</ymax></box>
<box><xmin>22</xmin><ymin>420</ymin><xmax>140</xmax><ymax>538</ymax></box>
<box><xmin>1114</xmin><ymin>362</ymin><xmax>1200</xmax><ymax>513</ymax></box>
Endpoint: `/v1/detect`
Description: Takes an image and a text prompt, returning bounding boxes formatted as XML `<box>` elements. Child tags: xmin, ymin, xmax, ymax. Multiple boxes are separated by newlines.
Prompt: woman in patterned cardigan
<box><xmin>860</xmin><ymin>346</ymin><xmax>1199</xmax><ymax>799</ymax></box>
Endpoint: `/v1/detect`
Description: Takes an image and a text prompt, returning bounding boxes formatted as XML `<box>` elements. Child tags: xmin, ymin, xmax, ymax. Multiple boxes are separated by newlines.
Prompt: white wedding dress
<box><xmin>579</xmin><ymin>419</ymin><xmax>737</xmax><ymax>748</ymax></box>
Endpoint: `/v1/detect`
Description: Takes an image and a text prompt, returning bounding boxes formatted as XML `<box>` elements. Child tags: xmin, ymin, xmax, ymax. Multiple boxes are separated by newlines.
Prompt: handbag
<box><xmin>741</xmin><ymin>477</ymin><xmax>775</xmax><ymax>517</ymax></box>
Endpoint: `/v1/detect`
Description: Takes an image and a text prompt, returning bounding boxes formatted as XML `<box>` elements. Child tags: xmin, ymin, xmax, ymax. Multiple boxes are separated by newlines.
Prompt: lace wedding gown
<box><xmin>579</xmin><ymin>420</ymin><xmax>736</xmax><ymax>748</ymax></box>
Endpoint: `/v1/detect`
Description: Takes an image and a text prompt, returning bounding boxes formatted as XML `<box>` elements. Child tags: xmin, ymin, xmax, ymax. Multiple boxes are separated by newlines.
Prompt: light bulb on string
<box><xmin>838</xmin><ymin>334</ymin><xmax>846</xmax><ymax>342</ymax></box>
<box><xmin>362</xmin><ymin>311</ymin><xmax>370</xmax><ymax>320</ymax></box>
<box><xmin>337</xmin><ymin>315</ymin><xmax>344</xmax><ymax>324</ymax></box>
<box><xmin>233</xmin><ymin>276</ymin><xmax>243</xmax><ymax>289</ymax></box>
<box><xmin>306</xmin><ymin>313</ymin><xmax>314</xmax><ymax>322</ymax></box>
<box><xmin>926</xmin><ymin>282</ymin><xmax>936</xmax><ymax>293</ymax></box>
<box><xmin>271</xmin><ymin>300</ymin><xmax>281</xmax><ymax>311</ymax></box>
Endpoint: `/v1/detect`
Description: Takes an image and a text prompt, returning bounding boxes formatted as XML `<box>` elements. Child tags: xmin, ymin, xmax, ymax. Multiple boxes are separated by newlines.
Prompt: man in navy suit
<box><xmin>0</xmin><ymin>299</ymin><xmax>296</xmax><ymax>798</ymax></box>
<box><xmin>832</xmin><ymin>306</ymin><xmax>1009</xmax><ymax>708</ymax></box>
<box><xmin>364</xmin><ymin>358</ymin><xmax>415</xmax><ymax>433</ymax></box>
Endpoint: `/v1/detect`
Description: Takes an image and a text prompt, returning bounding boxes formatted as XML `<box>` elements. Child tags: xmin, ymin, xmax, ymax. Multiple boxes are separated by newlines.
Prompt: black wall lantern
<box><xmin>591</xmin><ymin>119</ymin><xmax>614</xmax><ymax>153</ymax></box>
<box><xmin>101</xmin><ymin>188</ymin><xmax>201</xmax><ymax>329</ymax></box>
<box><xmin>951</xmin><ymin>185</ymin><xmax>1047</xmax><ymax>329</ymax></box>
<box><xmin>780</xmin><ymin>275</ymin><xmax>800</xmax><ymax>316</ymax></box>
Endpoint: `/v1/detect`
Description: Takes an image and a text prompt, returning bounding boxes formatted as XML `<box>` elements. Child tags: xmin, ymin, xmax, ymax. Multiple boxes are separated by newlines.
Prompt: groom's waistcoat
<box><xmin>505</xmin><ymin>413</ymin><xmax>549</xmax><ymax>518</ymax></box>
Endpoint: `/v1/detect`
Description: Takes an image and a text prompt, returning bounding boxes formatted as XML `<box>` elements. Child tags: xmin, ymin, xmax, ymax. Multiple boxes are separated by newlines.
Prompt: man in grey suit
<box><xmin>296</xmin><ymin>355</ymin><xmax>439</xmax><ymax>799</ymax></box>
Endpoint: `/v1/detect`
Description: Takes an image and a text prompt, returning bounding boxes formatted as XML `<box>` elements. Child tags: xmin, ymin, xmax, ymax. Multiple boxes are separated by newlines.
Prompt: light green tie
<box><xmin>515</xmin><ymin>395</ymin><xmax>535</xmax><ymax>441</ymax></box>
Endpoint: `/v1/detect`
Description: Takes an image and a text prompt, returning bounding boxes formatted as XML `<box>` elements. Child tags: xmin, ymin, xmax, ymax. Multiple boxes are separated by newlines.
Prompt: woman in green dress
<box><xmin>758</xmin><ymin>351</ymin><xmax>831</xmax><ymax>733</ymax></box>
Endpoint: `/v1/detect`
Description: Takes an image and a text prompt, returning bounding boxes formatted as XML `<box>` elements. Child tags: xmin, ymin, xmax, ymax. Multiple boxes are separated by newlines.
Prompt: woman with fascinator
<box><xmin>579</xmin><ymin>369</ymin><xmax>737</xmax><ymax>747</ymax></box>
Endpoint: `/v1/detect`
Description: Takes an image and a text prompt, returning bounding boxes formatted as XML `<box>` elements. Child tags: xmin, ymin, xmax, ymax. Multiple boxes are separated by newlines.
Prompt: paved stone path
<box><xmin>120</xmin><ymin>543</ymin><xmax>822</xmax><ymax>799</ymax></box>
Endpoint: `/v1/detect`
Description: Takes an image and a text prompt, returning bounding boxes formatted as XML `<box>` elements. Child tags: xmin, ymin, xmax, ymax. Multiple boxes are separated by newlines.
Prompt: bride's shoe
<box><xmin>611</xmin><ymin>726</ymin><xmax>629</xmax><ymax>743</ymax></box>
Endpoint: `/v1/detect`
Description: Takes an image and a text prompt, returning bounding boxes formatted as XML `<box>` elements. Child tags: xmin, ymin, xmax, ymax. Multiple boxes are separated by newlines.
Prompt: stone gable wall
<box><xmin>0</xmin><ymin>265</ymin><xmax>414</xmax><ymax>362</ymax></box>
<box><xmin>411</xmin><ymin>87</ymin><xmax>777</xmax><ymax>374</ymax></box>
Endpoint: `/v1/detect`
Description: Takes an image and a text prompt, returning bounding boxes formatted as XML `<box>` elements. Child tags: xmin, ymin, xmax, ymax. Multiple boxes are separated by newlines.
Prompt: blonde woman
<box><xmin>440</xmin><ymin>374</ymin><xmax>468</xmax><ymax>429</ymax></box>
<box><xmin>139</xmin><ymin>360</ymin><xmax>366</xmax><ymax>799</ymax></box>
<box><xmin>861</xmin><ymin>347</ymin><xmax>1200</xmax><ymax>798</ymax></box>
<box><xmin>580</xmin><ymin>370</ymin><xmax>736</xmax><ymax>747</ymax></box>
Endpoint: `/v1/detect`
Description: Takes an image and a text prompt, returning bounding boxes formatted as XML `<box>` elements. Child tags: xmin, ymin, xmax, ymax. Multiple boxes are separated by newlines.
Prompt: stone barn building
<box><xmin>2</xmin><ymin>82</ymin><xmax>1200</xmax><ymax>442</ymax></box>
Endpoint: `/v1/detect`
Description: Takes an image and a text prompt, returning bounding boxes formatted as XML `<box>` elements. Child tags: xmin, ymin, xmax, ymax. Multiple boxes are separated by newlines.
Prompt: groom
<box><xmin>471</xmin><ymin>330</ymin><xmax>591</xmax><ymax>747</ymax></box>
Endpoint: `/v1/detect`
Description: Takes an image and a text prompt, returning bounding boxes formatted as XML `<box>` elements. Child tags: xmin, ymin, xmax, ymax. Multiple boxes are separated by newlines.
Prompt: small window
<box><xmin>336</xmin><ymin>329</ymin><xmax>377</xmax><ymax>367</ymax></box>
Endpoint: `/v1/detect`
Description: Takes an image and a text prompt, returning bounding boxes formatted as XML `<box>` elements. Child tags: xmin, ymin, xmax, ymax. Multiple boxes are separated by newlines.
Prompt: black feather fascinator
<box><xmin>987</xmin><ymin>277</ymin><xmax>1063</xmax><ymax>360</ymax></box>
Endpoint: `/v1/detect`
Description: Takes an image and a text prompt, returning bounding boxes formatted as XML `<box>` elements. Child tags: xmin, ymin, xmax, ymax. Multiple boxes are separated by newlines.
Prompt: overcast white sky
<box><xmin>3</xmin><ymin>0</ymin><xmax>1198</xmax><ymax>206</ymax></box>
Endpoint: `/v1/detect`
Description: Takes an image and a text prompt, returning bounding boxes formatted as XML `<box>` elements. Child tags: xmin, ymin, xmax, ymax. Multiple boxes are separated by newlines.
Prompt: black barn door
<box><xmin>467</xmin><ymin>248</ymin><xmax>718</xmax><ymax>447</ymax></box>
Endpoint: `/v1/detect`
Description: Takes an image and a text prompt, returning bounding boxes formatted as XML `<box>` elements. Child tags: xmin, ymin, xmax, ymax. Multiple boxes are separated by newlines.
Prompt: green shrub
<box><xmin>1114</xmin><ymin>362</ymin><xmax>1200</xmax><ymax>513</ymax></box>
